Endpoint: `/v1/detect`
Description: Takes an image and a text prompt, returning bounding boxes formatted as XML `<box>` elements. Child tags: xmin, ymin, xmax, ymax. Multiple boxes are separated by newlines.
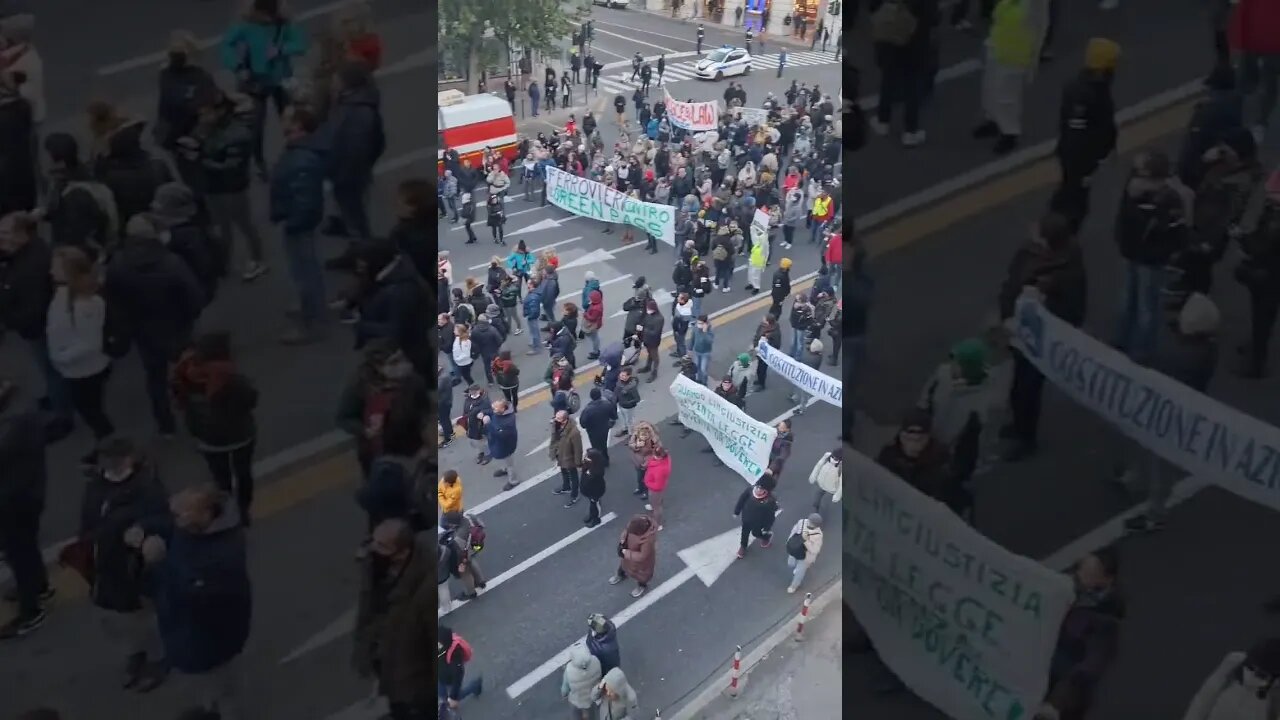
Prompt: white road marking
<box><xmin>590</xmin><ymin>25</ymin><xmax>684</xmax><ymax>54</ymax></box>
<box><xmin>95</xmin><ymin>0</ymin><xmax>378</xmax><ymax>76</ymax></box>
<box><xmin>590</xmin><ymin>19</ymin><xmax>701</xmax><ymax>46</ymax></box>
<box><xmin>463</xmin><ymin>237</ymin><xmax>583</xmax><ymax>271</ymax></box>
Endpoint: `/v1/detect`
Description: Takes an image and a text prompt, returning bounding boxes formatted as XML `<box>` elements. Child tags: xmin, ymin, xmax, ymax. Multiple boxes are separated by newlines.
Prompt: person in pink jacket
<box><xmin>643</xmin><ymin>446</ymin><xmax>671</xmax><ymax>531</ymax></box>
<box><xmin>1229</xmin><ymin>0</ymin><xmax>1280</xmax><ymax>141</ymax></box>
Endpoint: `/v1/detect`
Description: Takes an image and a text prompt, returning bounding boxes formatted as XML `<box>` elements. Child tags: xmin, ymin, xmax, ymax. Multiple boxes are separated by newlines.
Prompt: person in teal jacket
<box><xmin>219</xmin><ymin>0</ymin><xmax>308</xmax><ymax>175</ymax></box>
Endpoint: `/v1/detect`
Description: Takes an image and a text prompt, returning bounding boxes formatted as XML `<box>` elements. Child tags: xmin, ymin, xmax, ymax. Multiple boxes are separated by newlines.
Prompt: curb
<box><xmin>667</xmin><ymin>578</ymin><xmax>841</xmax><ymax>720</ymax></box>
<box><xmin>629</xmin><ymin>6</ymin><xmax>828</xmax><ymax>51</ymax></box>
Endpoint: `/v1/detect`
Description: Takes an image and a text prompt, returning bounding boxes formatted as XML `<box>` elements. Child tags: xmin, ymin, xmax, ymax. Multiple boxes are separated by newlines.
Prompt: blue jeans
<box><xmin>444</xmin><ymin>195</ymin><xmax>459</xmax><ymax>220</ymax></box>
<box><xmin>673</xmin><ymin>327</ymin><xmax>688</xmax><ymax>357</ymax></box>
<box><xmin>283</xmin><ymin>231</ymin><xmax>326</xmax><ymax>327</ymax></box>
<box><xmin>1239</xmin><ymin>53</ymin><xmax>1280</xmax><ymax>129</ymax></box>
<box><xmin>26</xmin><ymin>336</ymin><xmax>70</xmax><ymax>419</ymax></box>
<box><xmin>790</xmin><ymin>328</ymin><xmax>807</xmax><ymax>358</ymax></box>
<box><xmin>137</xmin><ymin>340</ymin><xmax>178</xmax><ymax>433</ymax></box>
<box><xmin>786</xmin><ymin>555</ymin><xmax>808</xmax><ymax>588</ymax></box>
<box><xmin>333</xmin><ymin>179</ymin><xmax>371</xmax><ymax>240</ymax></box>
<box><xmin>692</xmin><ymin>296</ymin><xmax>703</xmax><ymax>317</ymax></box>
<box><xmin>810</xmin><ymin>219</ymin><xmax>825</xmax><ymax>244</ymax></box>
<box><xmin>1115</xmin><ymin>262</ymin><xmax>1162</xmax><ymax>363</ymax></box>
<box><xmin>694</xmin><ymin>351</ymin><xmax>712</xmax><ymax>383</ymax></box>
<box><xmin>526</xmin><ymin>320</ymin><xmax>542</xmax><ymax>349</ymax></box>
<box><xmin>586</xmin><ymin>329</ymin><xmax>601</xmax><ymax>355</ymax></box>
<box><xmin>714</xmin><ymin>261</ymin><xmax>733</xmax><ymax>289</ymax></box>
<box><xmin>531</xmin><ymin>96</ymin><xmax>540</xmax><ymax>116</ymax></box>
<box><xmin>829</xmin><ymin>269</ymin><xmax>842</xmax><ymax>295</ymax></box>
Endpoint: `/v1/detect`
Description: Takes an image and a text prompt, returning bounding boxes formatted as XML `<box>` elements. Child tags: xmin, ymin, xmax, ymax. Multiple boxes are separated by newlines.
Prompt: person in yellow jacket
<box><xmin>439</xmin><ymin>470</ymin><xmax>464</xmax><ymax>514</ymax></box>
<box><xmin>747</xmin><ymin>223</ymin><xmax>769</xmax><ymax>294</ymax></box>
<box><xmin>973</xmin><ymin>0</ymin><xmax>1050</xmax><ymax>154</ymax></box>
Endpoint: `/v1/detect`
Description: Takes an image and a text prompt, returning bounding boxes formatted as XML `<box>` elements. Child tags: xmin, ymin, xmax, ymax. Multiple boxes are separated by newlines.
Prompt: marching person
<box><xmin>783</xmin><ymin>513</ymin><xmax>824</xmax><ymax>594</ymax></box>
<box><xmin>734</xmin><ymin>475</ymin><xmax>779</xmax><ymax>559</ymax></box>
<box><xmin>550</xmin><ymin>409</ymin><xmax>586</xmax><ymax>507</ymax></box>
<box><xmin>808</xmin><ymin>445</ymin><xmax>843</xmax><ymax>514</ymax></box>
<box><xmin>581</xmin><ymin>447</ymin><xmax>608</xmax><ymax>528</ymax></box>
<box><xmin>561</xmin><ymin>643</ymin><xmax>601</xmax><ymax>720</ymax></box>
<box><xmin>610</xmin><ymin>513</ymin><xmax>657</xmax><ymax>598</ymax></box>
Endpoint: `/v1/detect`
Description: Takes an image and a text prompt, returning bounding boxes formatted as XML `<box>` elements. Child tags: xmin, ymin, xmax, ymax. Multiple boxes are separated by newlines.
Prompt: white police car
<box><xmin>592</xmin><ymin>0</ymin><xmax>629</xmax><ymax>7</ymax></box>
<box><xmin>694</xmin><ymin>46</ymin><xmax>752</xmax><ymax>80</ymax></box>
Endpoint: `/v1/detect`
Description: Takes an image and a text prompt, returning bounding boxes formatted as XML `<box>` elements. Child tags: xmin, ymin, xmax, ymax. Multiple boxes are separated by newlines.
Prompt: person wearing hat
<box><xmin>104</xmin><ymin>214</ymin><xmax>207</xmax><ymax>437</ymax></box>
<box><xmin>919</xmin><ymin>338</ymin><xmax>999</xmax><ymax>521</ymax></box>
<box><xmin>783</xmin><ymin>512</ymin><xmax>824</xmax><ymax>594</ymax></box>
<box><xmin>751</xmin><ymin>315</ymin><xmax>783</xmax><ymax>390</ymax></box>
<box><xmin>1051</xmin><ymin>37</ymin><xmax>1120</xmax><ymax>231</ymax></box>
<box><xmin>733</xmin><ymin>475</ymin><xmax>779</xmax><ymax>559</ymax></box>
<box><xmin>769</xmin><ymin>257</ymin><xmax>792</xmax><ymax>319</ymax></box>
<box><xmin>150</xmin><ymin>182</ymin><xmax>218</xmax><ymax>298</ymax></box>
<box><xmin>876</xmin><ymin>408</ymin><xmax>955</xmax><ymax>506</ymax></box>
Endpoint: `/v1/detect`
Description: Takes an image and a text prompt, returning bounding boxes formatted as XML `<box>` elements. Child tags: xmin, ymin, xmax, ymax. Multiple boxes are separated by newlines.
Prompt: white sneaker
<box><xmin>722</xmin><ymin>287</ymin><xmax>730</xmax><ymax>293</ymax></box>
<box><xmin>868</xmin><ymin>118</ymin><xmax>889</xmax><ymax>136</ymax></box>
<box><xmin>644</xmin><ymin>503</ymin><xmax>653</xmax><ymax>511</ymax></box>
<box><xmin>513</xmin><ymin>327</ymin><xmax>523</xmax><ymax>335</ymax></box>
<box><xmin>902</xmin><ymin>130</ymin><xmax>926</xmax><ymax>148</ymax></box>
<box><xmin>786</xmin><ymin>584</ymin><xmax>798</xmax><ymax>594</ymax></box>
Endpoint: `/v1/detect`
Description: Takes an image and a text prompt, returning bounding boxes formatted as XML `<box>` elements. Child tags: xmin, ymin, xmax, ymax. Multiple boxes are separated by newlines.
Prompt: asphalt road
<box><xmin>845</xmin><ymin>1</ymin><xmax>1280</xmax><ymax>717</ymax></box>
<box><xmin>0</xmin><ymin>1</ymin><xmax>432</xmax><ymax>552</ymax></box>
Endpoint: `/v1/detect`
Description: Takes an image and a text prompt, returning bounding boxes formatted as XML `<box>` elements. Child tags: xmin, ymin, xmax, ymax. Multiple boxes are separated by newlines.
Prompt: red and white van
<box><xmin>438</xmin><ymin>89</ymin><xmax>519</xmax><ymax>176</ymax></box>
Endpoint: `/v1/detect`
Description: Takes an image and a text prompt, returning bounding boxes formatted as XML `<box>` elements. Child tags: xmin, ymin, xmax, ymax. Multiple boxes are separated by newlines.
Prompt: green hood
<box><xmin>951</xmin><ymin>339</ymin><xmax>988</xmax><ymax>385</ymax></box>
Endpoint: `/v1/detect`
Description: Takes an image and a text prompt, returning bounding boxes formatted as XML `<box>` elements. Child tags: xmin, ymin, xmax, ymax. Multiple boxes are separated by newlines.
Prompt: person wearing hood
<box><xmin>219</xmin><ymin>0</ymin><xmax>307</xmax><ymax>177</ymax></box>
<box><xmin>171</xmin><ymin>332</ymin><xmax>259</xmax><ymax>523</ymax></box>
<box><xmin>1111</xmin><ymin>149</ymin><xmax>1191</xmax><ymax>364</ymax></box>
<box><xmin>562</xmin><ymin>641</ymin><xmax>602</xmax><ymax>719</ymax></box>
<box><xmin>270</xmin><ymin>105</ymin><xmax>329</xmax><ymax>344</ymax></box>
<box><xmin>808</xmin><ymin>446</ymin><xmax>843</xmax><ymax>514</ymax></box>
<box><xmin>104</xmin><ymin>214</ymin><xmax>206</xmax><ymax>437</ymax></box>
<box><xmin>1182</xmin><ymin>637</ymin><xmax>1280</xmax><ymax>720</ymax></box>
<box><xmin>580</xmin><ymin>447</ymin><xmax>608</xmax><ymax>527</ymax></box>
<box><xmin>877</xmin><ymin>408</ymin><xmax>955</xmax><ymax>504</ymax></box>
<box><xmin>734</xmin><ymin>475</ymin><xmax>779</xmax><ymax>559</ymax></box>
<box><xmin>636</xmin><ymin>298</ymin><xmax>665</xmax><ymax>383</ymax></box>
<box><xmin>89</xmin><ymin>103</ymin><xmax>175</xmax><ymax>239</ymax></box>
<box><xmin>919</xmin><ymin>338</ymin><xmax>999</xmax><ymax>522</ymax></box>
<box><xmin>1038</xmin><ymin>547</ymin><xmax>1125</xmax><ymax>720</ymax></box>
<box><xmin>593</xmin><ymin>667</ymin><xmax>640</xmax><ymax>719</ymax></box>
<box><xmin>585</xmin><ymin>612</ymin><xmax>622</xmax><ymax>675</ymax></box>
<box><xmin>351</xmin><ymin>518</ymin><xmax>433</xmax><ymax>717</ymax></box>
<box><xmin>144</xmin><ymin>484</ymin><xmax>252</xmax><ymax>718</ymax></box>
<box><xmin>579</xmin><ymin>387</ymin><xmax>617</xmax><ymax>462</ymax></box>
<box><xmin>582</xmin><ymin>271</ymin><xmax>604</xmax><ymax>359</ymax></box>
<box><xmin>0</xmin><ymin>382</ymin><xmax>51</xmax><ymax>640</ymax></box>
<box><xmin>323</xmin><ymin>61</ymin><xmax>385</xmax><ymax>248</ymax></box>
<box><xmin>998</xmin><ymin>212</ymin><xmax>1086</xmax><ymax>461</ymax></box>
<box><xmin>0</xmin><ymin>68</ymin><xmax>35</xmax><ymax>218</ymax></box>
<box><xmin>352</xmin><ymin>239</ymin><xmax>431</xmax><ymax>374</ymax></box>
<box><xmin>1122</xmin><ymin>293</ymin><xmax>1219</xmax><ymax>534</ymax></box>
<box><xmin>540</xmin><ymin>264</ymin><xmax>561</xmax><ymax>322</ymax></box>
<box><xmin>76</xmin><ymin>437</ymin><xmax>171</xmax><ymax>686</ymax></box>
<box><xmin>1051</xmin><ymin>38</ymin><xmax>1120</xmax><ymax>231</ymax></box>
<box><xmin>189</xmin><ymin>88</ymin><xmax>267</xmax><ymax>281</ymax></box>
<box><xmin>437</xmin><ymin>623</ymin><xmax>484</xmax><ymax>710</ymax></box>
<box><xmin>0</xmin><ymin>210</ymin><xmax>70</xmax><ymax>435</ymax></box>
<box><xmin>150</xmin><ymin>183</ymin><xmax>219</xmax><ymax>299</ymax></box>
<box><xmin>784</xmin><ymin>512</ymin><xmax>824</xmax><ymax>594</ymax></box>
<box><xmin>611</xmin><ymin>513</ymin><xmax>657</xmax><ymax>598</ymax></box>
<box><xmin>153</xmin><ymin>31</ymin><xmax>217</xmax><ymax>159</ymax></box>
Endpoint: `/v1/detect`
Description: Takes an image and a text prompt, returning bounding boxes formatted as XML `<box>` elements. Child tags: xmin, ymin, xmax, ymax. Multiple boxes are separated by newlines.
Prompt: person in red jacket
<box><xmin>582</xmin><ymin>278</ymin><xmax>604</xmax><ymax>360</ymax></box>
<box><xmin>1229</xmin><ymin>0</ymin><xmax>1280</xmax><ymax>141</ymax></box>
<box><xmin>643</xmin><ymin>446</ymin><xmax>671</xmax><ymax>530</ymax></box>
<box><xmin>337</xmin><ymin>2</ymin><xmax>382</xmax><ymax>70</ymax></box>
<box><xmin>823</xmin><ymin>230</ymin><xmax>843</xmax><ymax>294</ymax></box>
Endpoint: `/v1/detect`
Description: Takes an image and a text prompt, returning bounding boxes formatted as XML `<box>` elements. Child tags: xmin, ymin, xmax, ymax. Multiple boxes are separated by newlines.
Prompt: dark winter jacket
<box><xmin>1114</xmin><ymin>176</ymin><xmax>1190</xmax><ymax>267</ymax></box>
<box><xmin>0</xmin><ymin>91</ymin><xmax>35</xmax><ymax>216</ymax></box>
<box><xmin>355</xmin><ymin>258</ymin><xmax>429</xmax><ymax>358</ymax></box>
<box><xmin>470</xmin><ymin>321</ymin><xmax>503</xmax><ymax>359</ymax></box>
<box><xmin>1046</xmin><ymin>589</ymin><xmax>1125</xmax><ymax>720</ymax></box>
<box><xmin>1177</xmin><ymin>89</ymin><xmax>1244</xmax><ymax>187</ymax></box>
<box><xmin>579</xmin><ymin>398</ymin><xmax>617</xmax><ymax>438</ymax></box>
<box><xmin>174</xmin><ymin>370</ymin><xmax>258</xmax><ymax>450</ymax></box>
<box><xmin>615</xmin><ymin>375</ymin><xmax>641</xmax><ymax>409</ymax></box>
<box><xmin>485</xmin><ymin>404</ymin><xmax>518</xmax><ymax>459</ymax></box>
<box><xmin>79</xmin><ymin>465</ymin><xmax>169</xmax><ymax>612</ymax></box>
<box><xmin>0</xmin><ymin>406</ymin><xmax>46</xmax><ymax>517</ymax></box>
<box><xmin>197</xmin><ymin>107</ymin><xmax>254</xmax><ymax>195</ymax></box>
<box><xmin>734</xmin><ymin>486</ymin><xmax>779</xmax><ymax>530</ymax></box>
<box><xmin>998</xmin><ymin>241</ymin><xmax>1088</xmax><ymax>327</ymax></box>
<box><xmin>153</xmin><ymin>504</ymin><xmax>252</xmax><ymax>673</ymax></box>
<box><xmin>47</xmin><ymin>167</ymin><xmax>112</xmax><ymax>250</ymax></box>
<box><xmin>586</xmin><ymin>620</ymin><xmax>622</xmax><ymax>675</ymax></box>
<box><xmin>324</xmin><ymin>84</ymin><xmax>385</xmax><ymax>185</ymax></box>
<box><xmin>389</xmin><ymin>214</ymin><xmax>431</xmax><ymax>281</ymax></box>
<box><xmin>463</xmin><ymin>391</ymin><xmax>490</xmax><ymax>441</ymax></box>
<box><xmin>1056</xmin><ymin>72</ymin><xmax>1117</xmax><ymax>172</ymax></box>
<box><xmin>0</xmin><ymin>237</ymin><xmax>53</xmax><ymax>339</ymax></box>
<box><xmin>770</xmin><ymin>268</ymin><xmax>792</xmax><ymax>302</ymax></box>
<box><xmin>876</xmin><ymin>439</ymin><xmax>954</xmax><ymax>502</ymax></box>
<box><xmin>154</xmin><ymin>63</ymin><xmax>218</xmax><ymax>150</ymax></box>
<box><xmin>269</xmin><ymin>133</ymin><xmax>327</xmax><ymax>235</ymax></box>
<box><xmin>104</xmin><ymin>237</ymin><xmax>206</xmax><ymax>353</ymax></box>
<box><xmin>580</xmin><ymin>451</ymin><xmax>607</xmax><ymax>500</ymax></box>
<box><xmin>753</xmin><ymin>321</ymin><xmax>782</xmax><ymax>350</ymax></box>
<box><xmin>163</xmin><ymin>220</ymin><xmax>219</xmax><ymax>299</ymax></box>
<box><xmin>93</xmin><ymin>120</ymin><xmax>174</xmax><ymax>237</ymax></box>
<box><xmin>353</xmin><ymin>536</ymin><xmax>433</xmax><ymax>707</ymax></box>
<box><xmin>358</xmin><ymin>453</ymin><xmax>426</xmax><ymax>527</ymax></box>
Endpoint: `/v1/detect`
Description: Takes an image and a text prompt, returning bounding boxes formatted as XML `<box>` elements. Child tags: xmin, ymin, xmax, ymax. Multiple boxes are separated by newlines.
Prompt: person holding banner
<box><xmin>788</xmin><ymin>339</ymin><xmax>826</xmax><ymax>414</ymax></box>
<box><xmin>751</xmin><ymin>315</ymin><xmax>782</xmax><ymax>390</ymax></box>
<box><xmin>1038</xmin><ymin>548</ymin><xmax>1125</xmax><ymax>720</ymax></box>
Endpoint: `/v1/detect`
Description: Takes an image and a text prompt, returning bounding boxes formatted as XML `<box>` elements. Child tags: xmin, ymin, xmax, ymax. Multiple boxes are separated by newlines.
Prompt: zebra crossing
<box><xmin>594</xmin><ymin>50</ymin><xmax>839</xmax><ymax>96</ymax></box>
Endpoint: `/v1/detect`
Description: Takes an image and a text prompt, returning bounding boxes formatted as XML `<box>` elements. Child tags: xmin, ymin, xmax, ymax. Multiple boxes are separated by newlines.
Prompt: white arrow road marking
<box><xmin>506</xmin><ymin>217</ymin><xmax>563</xmax><ymax>237</ymax></box>
<box><xmin>441</xmin><ymin>512</ymin><xmax>619</xmax><ymax>618</ymax></box>
<box><xmin>504</xmin><ymin>510</ymin><xmax>781</xmax><ymax>699</ymax></box>
<box><xmin>558</xmin><ymin>247</ymin><xmax>618</xmax><ymax>271</ymax></box>
<box><xmin>282</xmin><ymin>511</ymin><xmax>620</xmax><ymax>663</ymax></box>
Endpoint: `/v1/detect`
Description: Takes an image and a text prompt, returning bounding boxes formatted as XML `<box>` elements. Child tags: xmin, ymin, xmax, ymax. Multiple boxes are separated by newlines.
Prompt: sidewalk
<box><xmin>681</xmin><ymin>585</ymin><xmax>842</xmax><ymax>719</ymax></box>
<box><xmin>633</xmin><ymin>5</ymin><xmax>832</xmax><ymax>51</ymax></box>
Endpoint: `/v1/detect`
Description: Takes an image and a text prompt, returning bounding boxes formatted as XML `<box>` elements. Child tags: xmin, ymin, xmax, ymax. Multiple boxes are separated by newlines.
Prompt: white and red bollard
<box><xmin>794</xmin><ymin>592</ymin><xmax>813</xmax><ymax>643</ymax></box>
<box><xmin>725</xmin><ymin>644</ymin><xmax>743</xmax><ymax>697</ymax></box>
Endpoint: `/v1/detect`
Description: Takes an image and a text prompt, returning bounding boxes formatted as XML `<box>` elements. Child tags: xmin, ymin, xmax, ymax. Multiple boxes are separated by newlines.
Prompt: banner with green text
<box><xmin>845</xmin><ymin>448</ymin><xmax>1074</xmax><ymax>720</ymax></box>
<box><xmin>544</xmin><ymin>165</ymin><xmax>675</xmax><ymax>244</ymax></box>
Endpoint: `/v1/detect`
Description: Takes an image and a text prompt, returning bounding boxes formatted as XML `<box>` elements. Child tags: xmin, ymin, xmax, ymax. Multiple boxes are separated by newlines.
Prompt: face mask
<box><xmin>104</xmin><ymin>467</ymin><xmax>134</xmax><ymax>483</ymax></box>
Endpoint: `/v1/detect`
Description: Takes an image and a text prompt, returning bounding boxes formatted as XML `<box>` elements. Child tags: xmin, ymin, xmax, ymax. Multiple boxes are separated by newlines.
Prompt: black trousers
<box><xmin>559</xmin><ymin>466</ymin><xmax>580</xmax><ymax>498</ymax></box>
<box><xmin>1249</xmin><ymin>288</ymin><xmax>1280</xmax><ymax>371</ymax></box>
<box><xmin>1009</xmin><ymin>350</ymin><xmax>1046</xmax><ymax>450</ymax></box>
<box><xmin>587</xmin><ymin>430</ymin><xmax>610</xmax><ymax>465</ymax></box>
<box><xmin>739</xmin><ymin>523</ymin><xmax>773</xmax><ymax>548</ymax></box>
<box><xmin>0</xmin><ymin>506</ymin><xmax>48</xmax><ymax>618</ymax></box>
<box><xmin>585</xmin><ymin>497</ymin><xmax>602</xmax><ymax>524</ymax></box>
<box><xmin>248</xmin><ymin>85</ymin><xmax>289</xmax><ymax>170</ymax></box>
<box><xmin>203</xmin><ymin>443</ymin><xmax>257</xmax><ymax>520</ymax></box>
<box><xmin>635</xmin><ymin>466</ymin><xmax>647</xmax><ymax>495</ymax></box>
<box><xmin>66</xmin><ymin>367</ymin><xmax>115</xmax><ymax>440</ymax></box>
<box><xmin>439</xmin><ymin>404</ymin><xmax>455</xmax><ymax>441</ymax></box>
<box><xmin>1051</xmin><ymin>158</ymin><xmax>1100</xmax><ymax>233</ymax></box>
<box><xmin>755</xmin><ymin>359</ymin><xmax>769</xmax><ymax>386</ymax></box>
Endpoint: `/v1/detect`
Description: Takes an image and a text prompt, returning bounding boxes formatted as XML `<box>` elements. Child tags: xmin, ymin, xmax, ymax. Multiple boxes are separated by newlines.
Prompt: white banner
<box><xmin>664</xmin><ymin>89</ymin><xmax>719</xmax><ymax>131</ymax></box>
<box><xmin>669</xmin><ymin>374</ymin><xmax>776</xmax><ymax>483</ymax></box>
<box><xmin>1011</xmin><ymin>295</ymin><xmax>1280</xmax><ymax>513</ymax></box>
<box><xmin>755</xmin><ymin>338</ymin><xmax>842</xmax><ymax>407</ymax></box>
<box><xmin>845</xmin><ymin>448</ymin><xmax>1074</xmax><ymax>720</ymax></box>
<box><xmin>544</xmin><ymin>165</ymin><xmax>675</xmax><ymax>244</ymax></box>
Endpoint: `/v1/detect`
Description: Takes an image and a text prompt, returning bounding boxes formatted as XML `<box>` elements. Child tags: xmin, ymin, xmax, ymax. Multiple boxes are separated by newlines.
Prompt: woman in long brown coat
<box><xmin>628</xmin><ymin>421</ymin><xmax>661</xmax><ymax>500</ymax></box>
<box><xmin>610</xmin><ymin>514</ymin><xmax>657</xmax><ymax>598</ymax></box>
